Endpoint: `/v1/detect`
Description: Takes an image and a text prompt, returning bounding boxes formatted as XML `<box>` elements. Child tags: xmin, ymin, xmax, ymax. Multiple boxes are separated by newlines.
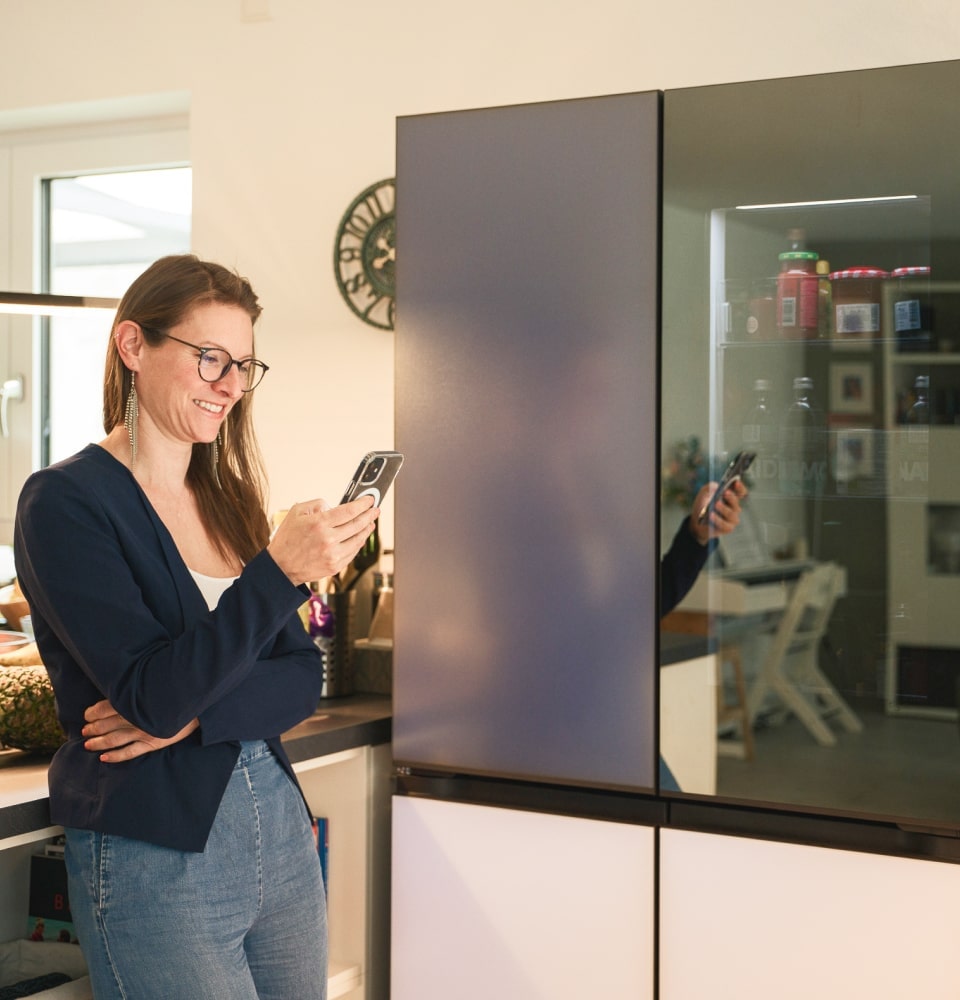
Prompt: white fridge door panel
<box><xmin>391</xmin><ymin>795</ymin><xmax>655</xmax><ymax>1000</ymax></box>
<box><xmin>661</xmin><ymin>827</ymin><xmax>960</xmax><ymax>999</ymax></box>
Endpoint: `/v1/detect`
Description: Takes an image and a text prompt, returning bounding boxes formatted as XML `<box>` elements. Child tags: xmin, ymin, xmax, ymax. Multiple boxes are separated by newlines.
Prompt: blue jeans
<box><xmin>659</xmin><ymin>755</ymin><xmax>681</xmax><ymax>791</ymax></box>
<box><xmin>65</xmin><ymin>741</ymin><xmax>327</xmax><ymax>999</ymax></box>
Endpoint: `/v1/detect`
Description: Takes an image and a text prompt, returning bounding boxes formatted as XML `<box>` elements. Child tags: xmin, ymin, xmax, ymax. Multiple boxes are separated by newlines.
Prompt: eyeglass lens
<box><xmin>197</xmin><ymin>349</ymin><xmax>267</xmax><ymax>391</ymax></box>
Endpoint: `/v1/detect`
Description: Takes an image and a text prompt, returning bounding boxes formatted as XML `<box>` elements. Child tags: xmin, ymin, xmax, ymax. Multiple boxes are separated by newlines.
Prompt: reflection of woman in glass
<box><xmin>662</xmin><ymin>478</ymin><xmax>748</xmax><ymax>616</ymax></box>
<box><xmin>660</xmin><ymin>478</ymin><xmax>747</xmax><ymax>791</ymax></box>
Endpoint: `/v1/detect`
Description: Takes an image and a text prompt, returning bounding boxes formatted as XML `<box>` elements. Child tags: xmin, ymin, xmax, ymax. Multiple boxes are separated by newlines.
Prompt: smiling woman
<box><xmin>12</xmin><ymin>253</ymin><xmax>381</xmax><ymax>999</ymax></box>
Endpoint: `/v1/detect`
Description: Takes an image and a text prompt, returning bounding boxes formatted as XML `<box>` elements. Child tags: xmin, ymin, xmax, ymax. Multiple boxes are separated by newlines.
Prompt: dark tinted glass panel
<box><xmin>661</xmin><ymin>60</ymin><xmax>960</xmax><ymax>831</ymax></box>
<box><xmin>396</xmin><ymin>93</ymin><xmax>661</xmax><ymax>791</ymax></box>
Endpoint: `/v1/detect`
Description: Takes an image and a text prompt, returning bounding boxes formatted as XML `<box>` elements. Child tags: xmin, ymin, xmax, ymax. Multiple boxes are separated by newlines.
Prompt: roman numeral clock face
<box><xmin>334</xmin><ymin>178</ymin><xmax>396</xmax><ymax>330</ymax></box>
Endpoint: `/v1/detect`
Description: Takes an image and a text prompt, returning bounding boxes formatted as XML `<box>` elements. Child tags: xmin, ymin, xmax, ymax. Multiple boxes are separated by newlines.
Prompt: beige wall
<box><xmin>1</xmin><ymin>0</ymin><xmax>959</xmax><ymax>544</ymax></box>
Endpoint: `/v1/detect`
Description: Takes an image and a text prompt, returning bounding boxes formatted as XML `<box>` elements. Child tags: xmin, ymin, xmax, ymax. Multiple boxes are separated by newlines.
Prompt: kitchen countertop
<box><xmin>0</xmin><ymin>693</ymin><xmax>392</xmax><ymax>845</ymax></box>
<box><xmin>660</xmin><ymin>630</ymin><xmax>715</xmax><ymax>665</ymax></box>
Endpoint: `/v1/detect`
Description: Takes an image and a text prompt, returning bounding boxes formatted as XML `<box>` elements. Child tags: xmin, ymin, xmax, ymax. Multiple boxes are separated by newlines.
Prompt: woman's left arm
<box><xmin>85</xmin><ymin>613</ymin><xmax>323</xmax><ymax>761</ymax></box>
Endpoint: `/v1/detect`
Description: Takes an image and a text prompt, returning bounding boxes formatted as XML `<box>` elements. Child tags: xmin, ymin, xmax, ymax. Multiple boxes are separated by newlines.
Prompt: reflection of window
<box><xmin>44</xmin><ymin>168</ymin><xmax>192</xmax><ymax>465</ymax></box>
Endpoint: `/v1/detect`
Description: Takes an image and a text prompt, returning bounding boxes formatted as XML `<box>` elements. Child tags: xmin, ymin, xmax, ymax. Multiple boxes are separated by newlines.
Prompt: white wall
<box><xmin>1</xmin><ymin>0</ymin><xmax>959</xmax><ymax>541</ymax></box>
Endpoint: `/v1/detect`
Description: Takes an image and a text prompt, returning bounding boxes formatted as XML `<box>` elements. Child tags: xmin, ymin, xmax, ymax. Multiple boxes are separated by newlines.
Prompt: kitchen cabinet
<box><xmin>391</xmin><ymin>795</ymin><xmax>655</xmax><ymax>1000</ymax></box>
<box><xmin>660</xmin><ymin>827</ymin><xmax>960</xmax><ymax>999</ymax></box>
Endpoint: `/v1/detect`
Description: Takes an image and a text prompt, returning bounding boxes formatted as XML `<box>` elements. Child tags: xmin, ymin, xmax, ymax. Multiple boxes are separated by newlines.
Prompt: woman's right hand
<box><xmin>82</xmin><ymin>700</ymin><xmax>199</xmax><ymax>763</ymax></box>
<box><xmin>267</xmin><ymin>496</ymin><xmax>380</xmax><ymax>586</ymax></box>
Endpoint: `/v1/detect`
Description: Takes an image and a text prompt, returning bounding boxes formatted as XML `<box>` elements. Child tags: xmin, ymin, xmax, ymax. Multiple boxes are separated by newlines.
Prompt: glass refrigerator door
<box><xmin>661</xmin><ymin>59</ymin><xmax>960</xmax><ymax>831</ymax></box>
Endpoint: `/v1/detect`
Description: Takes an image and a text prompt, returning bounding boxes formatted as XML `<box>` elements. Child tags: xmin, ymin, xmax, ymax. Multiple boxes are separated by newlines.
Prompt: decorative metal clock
<box><xmin>333</xmin><ymin>178</ymin><xmax>396</xmax><ymax>330</ymax></box>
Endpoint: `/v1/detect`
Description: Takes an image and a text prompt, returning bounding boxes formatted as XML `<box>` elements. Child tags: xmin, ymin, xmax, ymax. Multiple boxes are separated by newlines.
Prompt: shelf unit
<box><xmin>293</xmin><ymin>742</ymin><xmax>391</xmax><ymax>1000</ymax></box>
<box><xmin>883</xmin><ymin>280</ymin><xmax>960</xmax><ymax>718</ymax></box>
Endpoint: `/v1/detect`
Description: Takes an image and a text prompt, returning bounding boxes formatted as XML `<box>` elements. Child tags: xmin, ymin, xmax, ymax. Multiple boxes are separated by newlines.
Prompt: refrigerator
<box><xmin>391</xmin><ymin>91</ymin><xmax>663</xmax><ymax>999</ymax></box>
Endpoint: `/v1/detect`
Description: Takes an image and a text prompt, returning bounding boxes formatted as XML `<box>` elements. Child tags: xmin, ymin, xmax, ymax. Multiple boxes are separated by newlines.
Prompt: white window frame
<box><xmin>0</xmin><ymin>120</ymin><xmax>189</xmax><ymax>543</ymax></box>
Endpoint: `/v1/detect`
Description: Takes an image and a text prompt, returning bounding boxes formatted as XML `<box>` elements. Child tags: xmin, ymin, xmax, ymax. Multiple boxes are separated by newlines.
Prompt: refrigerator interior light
<box><xmin>734</xmin><ymin>194</ymin><xmax>920</xmax><ymax>211</ymax></box>
<box><xmin>0</xmin><ymin>291</ymin><xmax>119</xmax><ymax>316</ymax></box>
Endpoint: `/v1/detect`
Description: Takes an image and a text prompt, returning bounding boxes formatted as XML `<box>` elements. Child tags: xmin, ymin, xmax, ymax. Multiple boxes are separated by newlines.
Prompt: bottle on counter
<box><xmin>898</xmin><ymin>375</ymin><xmax>930</xmax><ymax>499</ymax></box>
<box><xmin>816</xmin><ymin>259</ymin><xmax>833</xmax><ymax>339</ymax></box>
<box><xmin>779</xmin><ymin>376</ymin><xmax>826</xmax><ymax>496</ymax></box>
<box><xmin>742</xmin><ymin>378</ymin><xmax>778</xmax><ymax>490</ymax></box>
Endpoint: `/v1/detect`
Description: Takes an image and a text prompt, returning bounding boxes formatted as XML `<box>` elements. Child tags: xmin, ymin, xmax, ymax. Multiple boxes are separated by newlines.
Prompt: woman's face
<box><xmin>138</xmin><ymin>301</ymin><xmax>255</xmax><ymax>447</ymax></box>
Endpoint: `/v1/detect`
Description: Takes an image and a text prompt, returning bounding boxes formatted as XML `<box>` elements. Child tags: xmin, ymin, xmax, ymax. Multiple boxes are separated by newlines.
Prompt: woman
<box><xmin>14</xmin><ymin>255</ymin><xmax>377</xmax><ymax>999</ymax></box>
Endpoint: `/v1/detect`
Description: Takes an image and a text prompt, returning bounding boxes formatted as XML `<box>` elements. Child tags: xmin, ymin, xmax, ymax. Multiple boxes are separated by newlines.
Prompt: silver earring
<box><xmin>212</xmin><ymin>432</ymin><xmax>222</xmax><ymax>488</ymax></box>
<box><xmin>124</xmin><ymin>371</ymin><xmax>139</xmax><ymax>468</ymax></box>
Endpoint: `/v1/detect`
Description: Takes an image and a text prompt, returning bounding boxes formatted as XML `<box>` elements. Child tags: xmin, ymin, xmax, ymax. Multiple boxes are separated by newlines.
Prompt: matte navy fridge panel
<box><xmin>394</xmin><ymin>91</ymin><xmax>661</xmax><ymax>790</ymax></box>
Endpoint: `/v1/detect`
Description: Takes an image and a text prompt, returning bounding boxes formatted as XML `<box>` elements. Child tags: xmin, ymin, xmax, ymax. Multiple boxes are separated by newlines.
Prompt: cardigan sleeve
<box><xmin>660</xmin><ymin>517</ymin><xmax>716</xmax><ymax>618</ymax></box>
<box><xmin>15</xmin><ymin>457</ymin><xmax>321</xmax><ymax>741</ymax></box>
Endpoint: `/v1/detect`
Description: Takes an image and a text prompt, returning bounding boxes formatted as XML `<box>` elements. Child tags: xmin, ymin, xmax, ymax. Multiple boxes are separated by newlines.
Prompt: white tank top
<box><xmin>188</xmin><ymin>568</ymin><xmax>238</xmax><ymax>611</ymax></box>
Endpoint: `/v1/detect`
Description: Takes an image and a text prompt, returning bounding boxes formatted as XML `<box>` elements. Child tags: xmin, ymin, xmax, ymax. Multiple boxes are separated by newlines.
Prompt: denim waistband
<box><xmin>235</xmin><ymin>739</ymin><xmax>272</xmax><ymax>767</ymax></box>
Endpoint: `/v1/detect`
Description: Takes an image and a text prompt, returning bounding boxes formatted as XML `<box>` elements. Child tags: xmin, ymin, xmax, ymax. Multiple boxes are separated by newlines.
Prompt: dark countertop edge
<box><xmin>0</xmin><ymin>693</ymin><xmax>392</xmax><ymax>843</ymax></box>
<box><xmin>282</xmin><ymin>693</ymin><xmax>392</xmax><ymax>764</ymax></box>
<box><xmin>660</xmin><ymin>630</ymin><xmax>716</xmax><ymax>665</ymax></box>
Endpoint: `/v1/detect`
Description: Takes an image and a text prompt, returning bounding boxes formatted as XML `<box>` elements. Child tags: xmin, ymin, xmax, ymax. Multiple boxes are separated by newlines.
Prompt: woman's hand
<box><xmin>267</xmin><ymin>495</ymin><xmax>380</xmax><ymax>586</ymax></box>
<box><xmin>688</xmin><ymin>478</ymin><xmax>748</xmax><ymax>546</ymax></box>
<box><xmin>82</xmin><ymin>700</ymin><xmax>199</xmax><ymax>763</ymax></box>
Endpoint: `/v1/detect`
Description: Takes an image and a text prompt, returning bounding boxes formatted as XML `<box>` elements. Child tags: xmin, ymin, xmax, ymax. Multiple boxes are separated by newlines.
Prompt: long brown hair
<box><xmin>103</xmin><ymin>254</ymin><xmax>270</xmax><ymax>562</ymax></box>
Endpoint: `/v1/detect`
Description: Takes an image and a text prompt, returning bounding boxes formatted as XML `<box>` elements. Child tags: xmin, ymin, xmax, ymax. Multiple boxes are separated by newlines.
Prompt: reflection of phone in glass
<box><xmin>341</xmin><ymin>451</ymin><xmax>404</xmax><ymax>507</ymax></box>
<box><xmin>697</xmin><ymin>450</ymin><xmax>755</xmax><ymax>524</ymax></box>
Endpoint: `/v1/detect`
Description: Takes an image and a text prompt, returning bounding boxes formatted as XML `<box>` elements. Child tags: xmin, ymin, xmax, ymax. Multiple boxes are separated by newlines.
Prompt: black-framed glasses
<box><xmin>145</xmin><ymin>328</ymin><xmax>269</xmax><ymax>391</ymax></box>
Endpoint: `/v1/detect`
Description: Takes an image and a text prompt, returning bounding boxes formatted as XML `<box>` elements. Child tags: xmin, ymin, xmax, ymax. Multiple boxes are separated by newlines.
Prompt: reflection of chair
<box><xmin>661</xmin><ymin>610</ymin><xmax>755</xmax><ymax>761</ymax></box>
<box><xmin>746</xmin><ymin>562</ymin><xmax>862</xmax><ymax>747</ymax></box>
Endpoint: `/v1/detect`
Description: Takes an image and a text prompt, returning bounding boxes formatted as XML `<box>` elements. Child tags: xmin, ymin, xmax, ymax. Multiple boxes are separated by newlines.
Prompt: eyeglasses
<box><xmin>144</xmin><ymin>328</ymin><xmax>269</xmax><ymax>392</ymax></box>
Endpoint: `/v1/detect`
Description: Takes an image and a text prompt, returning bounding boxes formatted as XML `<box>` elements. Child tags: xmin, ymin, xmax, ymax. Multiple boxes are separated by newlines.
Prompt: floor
<box><xmin>717</xmin><ymin>701</ymin><xmax>960</xmax><ymax>828</ymax></box>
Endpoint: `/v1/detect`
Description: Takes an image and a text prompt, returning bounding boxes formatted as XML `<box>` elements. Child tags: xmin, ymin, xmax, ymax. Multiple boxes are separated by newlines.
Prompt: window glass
<box><xmin>45</xmin><ymin>167</ymin><xmax>191</xmax><ymax>464</ymax></box>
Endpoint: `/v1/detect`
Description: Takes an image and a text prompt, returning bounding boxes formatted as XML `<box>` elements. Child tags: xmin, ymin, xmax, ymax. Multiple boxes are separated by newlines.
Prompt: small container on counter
<box><xmin>777</xmin><ymin>251</ymin><xmax>820</xmax><ymax>340</ymax></box>
<box><xmin>816</xmin><ymin>260</ymin><xmax>833</xmax><ymax>338</ymax></box>
<box><xmin>747</xmin><ymin>276</ymin><xmax>778</xmax><ymax>341</ymax></box>
<box><xmin>890</xmin><ymin>265</ymin><xmax>932</xmax><ymax>352</ymax></box>
<box><xmin>830</xmin><ymin>267</ymin><xmax>889</xmax><ymax>345</ymax></box>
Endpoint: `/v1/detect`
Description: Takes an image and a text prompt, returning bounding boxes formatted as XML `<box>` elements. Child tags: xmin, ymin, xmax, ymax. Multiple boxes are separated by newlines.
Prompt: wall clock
<box><xmin>333</xmin><ymin>178</ymin><xmax>396</xmax><ymax>330</ymax></box>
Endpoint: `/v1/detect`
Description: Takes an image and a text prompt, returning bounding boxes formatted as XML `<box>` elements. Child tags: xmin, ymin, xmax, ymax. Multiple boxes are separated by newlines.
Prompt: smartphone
<box><xmin>697</xmin><ymin>450</ymin><xmax>755</xmax><ymax>524</ymax></box>
<box><xmin>341</xmin><ymin>451</ymin><xmax>404</xmax><ymax>507</ymax></box>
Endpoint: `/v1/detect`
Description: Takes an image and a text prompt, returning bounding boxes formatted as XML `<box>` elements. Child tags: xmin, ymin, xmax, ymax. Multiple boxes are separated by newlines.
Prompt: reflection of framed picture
<box><xmin>830</xmin><ymin>362</ymin><xmax>873</xmax><ymax>414</ymax></box>
<box><xmin>832</xmin><ymin>426</ymin><xmax>874</xmax><ymax>482</ymax></box>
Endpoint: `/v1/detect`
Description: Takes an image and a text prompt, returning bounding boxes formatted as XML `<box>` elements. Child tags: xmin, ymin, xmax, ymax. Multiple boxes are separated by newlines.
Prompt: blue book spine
<box><xmin>314</xmin><ymin>817</ymin><xmax>329</xmax><ymax>894</ymax></box>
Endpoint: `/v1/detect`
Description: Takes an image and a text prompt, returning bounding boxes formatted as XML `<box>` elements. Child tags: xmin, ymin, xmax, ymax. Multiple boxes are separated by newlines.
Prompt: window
<box><xmin>0</xmin><ymin>123</ymin><xmax>189</xmax><ymax>541</ymax></box>
<box><xmin>44</xmin><ymin>167</ymin><xmax>192</xmax><ymax>464</ymax></box>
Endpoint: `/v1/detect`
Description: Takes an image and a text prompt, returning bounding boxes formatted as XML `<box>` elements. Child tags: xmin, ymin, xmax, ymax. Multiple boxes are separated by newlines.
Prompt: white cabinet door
<box><xmin>391</xmin><ymin>795</ymin><xmax>654</xmax><ymax>1000</ymax></box>
<box><xmin>661</xmin><ymin>828</ymin><xmax>960</xmax><ymax>999</ymax></box>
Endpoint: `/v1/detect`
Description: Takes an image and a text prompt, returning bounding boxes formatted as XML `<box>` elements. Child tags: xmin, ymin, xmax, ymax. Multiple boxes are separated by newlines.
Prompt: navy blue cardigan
<box><xmin>14</xmin><ymin>444</ymin><xmax>323</xmax><ymax>852</ymax></box>
<box><xmin>661</xmin><ymin>518</ymin><xmax>714</xmax><ymax>618</ymax></box>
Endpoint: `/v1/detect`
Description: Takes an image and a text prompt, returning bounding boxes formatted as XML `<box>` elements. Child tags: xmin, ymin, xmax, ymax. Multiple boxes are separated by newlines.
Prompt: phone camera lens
<box><xmin>362</xmin><ymin>458</ymin><xmax>384</xmax><ymax>483</ymax></box>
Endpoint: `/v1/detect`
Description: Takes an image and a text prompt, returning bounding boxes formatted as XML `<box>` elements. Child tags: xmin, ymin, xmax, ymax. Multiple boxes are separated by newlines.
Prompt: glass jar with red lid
<box><xmin>890</xmin><ymin>265</ymin><xmax>932</xmax><ymax>352</ymax></box>
<box><xmin>829</xmin><ymin>266</ymin><xmax>889</xmax><ymax>345</ymax></box>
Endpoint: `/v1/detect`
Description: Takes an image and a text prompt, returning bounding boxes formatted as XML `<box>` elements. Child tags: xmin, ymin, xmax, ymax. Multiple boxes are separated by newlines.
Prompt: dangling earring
<box><xmin>124</xmin><ymin>371</ymin><xmax>139</xmax><ymax>468</ymax></box>
<box><xmin>212</xmin><ymin>432</ymin><xmax>222</xmax><ymax>489</ymax></box>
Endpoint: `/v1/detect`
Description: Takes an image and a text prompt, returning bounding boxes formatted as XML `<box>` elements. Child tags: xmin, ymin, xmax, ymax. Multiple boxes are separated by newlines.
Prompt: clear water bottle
<box><xmin>899</xmin><ymin>375</ymin><xmax>930</xmax><ymax>497</ymax></box>
<box><xmin>742</xmin><ymin>378</ymin><xmax>778</xmax><ymax>489</ymax></box>
<box><xmin>780</xmin><ymin>376</ymin><xmax>825</xmax><ymax>496</ymax></box>
<box><xmin>906</xmin><ymin>375</ymin><xmax>930</xmax><ymax>427</ymax></box>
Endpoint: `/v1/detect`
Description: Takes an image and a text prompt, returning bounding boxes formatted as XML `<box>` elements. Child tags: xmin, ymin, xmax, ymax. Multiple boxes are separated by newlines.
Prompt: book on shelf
<box><xmin>27</xmin><ymin>851</ymin><xmax>77</xmax><ymax>944</ymax></box>
<box><xmin>314</xmin><ymin>816</ymin><xmax>329</xmax><ymax>894</ymax></box>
